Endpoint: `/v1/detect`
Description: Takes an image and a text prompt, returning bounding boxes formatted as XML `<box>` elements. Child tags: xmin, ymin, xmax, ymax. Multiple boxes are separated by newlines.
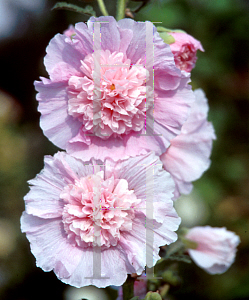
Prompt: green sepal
<box><xmin>156</xmin><ymin>26</ymin><xmax>186</xmax><ymax>33</ymax></box>
<box><xmin>178</xmin><ymin>227</ymin><xmax>199</xmax><ymax>250</ymax></box>
<box><xmin>180</xmin><ymin>237</ymin><xmax>198</xmax><ymax>250</ymax></box>
<box><xmin>156</xmin><ymin>26</ymin><xmax>173</xmax><ymax>32</ymax></box>
<box><xmin>158</xmin><ymin>32</ymin><xmax>175</xmax><ymax>44</ymax></box>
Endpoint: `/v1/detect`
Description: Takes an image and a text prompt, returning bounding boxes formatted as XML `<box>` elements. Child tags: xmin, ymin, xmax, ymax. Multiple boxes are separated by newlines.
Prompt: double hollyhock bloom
<box><xmin>185</xmin><ymin>226</ymin><xmax>240</xmax><ymax>274</ymax></box>
<box><xmin>160</xmin><ymin>88</ymin><xmax>216</xmax><ymax>199</ymax></box>
<box><xmin>34</xmin><ymin>16</ymin><xmax>194</xmax><ymax>161</ymax></box>
<box><xmin>21</xmin><ymin>152</ymin><xmax>181</xmax><ymax>287</ymax></box>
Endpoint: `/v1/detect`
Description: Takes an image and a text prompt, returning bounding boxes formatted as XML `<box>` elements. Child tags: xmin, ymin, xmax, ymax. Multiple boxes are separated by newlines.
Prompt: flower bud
<box><xmin>185</xmin><ymin>226</ymin><xmax>240</xmax><ymax>274</ymax></box>
<box><xmin>157</xmin><ymin>26</ymin><xmax>204</xmax><ymax>72</ymax></box>
<box><xmin>144</xmin><ymin>291</ymin><xmax>162</xmax><ymax>300</ymax></box>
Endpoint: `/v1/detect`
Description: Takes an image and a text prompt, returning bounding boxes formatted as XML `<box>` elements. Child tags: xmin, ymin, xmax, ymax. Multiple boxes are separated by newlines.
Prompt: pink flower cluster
<box><xmin>20</xmin><ymin>15</ymin><xmax>239</xmax><ymax>290</ymax></box>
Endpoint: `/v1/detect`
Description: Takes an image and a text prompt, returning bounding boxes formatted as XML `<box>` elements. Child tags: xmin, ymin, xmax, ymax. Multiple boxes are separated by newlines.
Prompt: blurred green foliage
<box><xmin>0</xmin><ymin>0</ymin><xmax>248</xmax><ymax>299</ymax></box>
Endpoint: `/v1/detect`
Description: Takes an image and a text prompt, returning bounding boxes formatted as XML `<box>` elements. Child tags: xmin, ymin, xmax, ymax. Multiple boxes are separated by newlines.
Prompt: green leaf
<box><xmin>52</xmin><ymin>2</ymin><xmax>96</xmax><ymax>17</ymax></box>
<box><xmin>130</xmin><ymin>297</ymin><xmax>140</xmax><ymax>300</ymax></box>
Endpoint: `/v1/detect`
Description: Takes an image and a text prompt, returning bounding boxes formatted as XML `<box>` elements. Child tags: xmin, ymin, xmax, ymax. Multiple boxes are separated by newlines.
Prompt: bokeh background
<box><xmin>0</xmin><ymin>0</ymin><xmax>248</xmax><ymax>299</ymax></box>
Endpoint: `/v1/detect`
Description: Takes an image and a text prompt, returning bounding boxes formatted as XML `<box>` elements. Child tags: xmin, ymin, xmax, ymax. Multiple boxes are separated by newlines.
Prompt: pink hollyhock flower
<box><xmin>34</xmin><ymin>16</ymin><xmax>194</xmax><ymax>161</ymax></box>
<box><xmin>185</xmin><ymin>226</ymin><xmax>240</xmax><ymax>274</ymax></box>
<box><xmin>160</xmin><ymin>89</ymin><xmax>216</xmax><ymax>199</ymax></box>
<box><xmin>169</xmin><ymin>31</ymin><xmax>204</xmax><ymax>72</ymax></box>
<box><xmin>21</xmin><ymin>151</ymin><xmax>181</xmax><ymax>287</ymax></box>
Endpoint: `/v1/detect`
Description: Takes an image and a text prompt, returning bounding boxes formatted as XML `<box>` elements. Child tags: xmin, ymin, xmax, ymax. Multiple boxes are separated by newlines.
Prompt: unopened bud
<box><xmin>144</xmin><ymin>291</ymin><xmax>162</xmax><ymax>300</ymax></box>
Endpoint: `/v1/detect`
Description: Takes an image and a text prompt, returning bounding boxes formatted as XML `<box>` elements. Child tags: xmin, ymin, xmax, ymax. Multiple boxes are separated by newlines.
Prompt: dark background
<box><xmin>0</xmin><ymin>0</ymin><xmax>248</xmax><ymax>299</ymax></box>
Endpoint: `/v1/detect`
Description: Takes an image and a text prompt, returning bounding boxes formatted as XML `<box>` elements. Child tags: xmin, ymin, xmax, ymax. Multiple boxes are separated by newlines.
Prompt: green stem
<box><xmin>122</xmin><ymin>275</ymin><xmax>135</xmax><ymax>300</ymax></box>
<box><xmin>116</xmin><ymin>0</ymin><xmax>126</xmax><ymax>21</ymax></box>
<box><xmin>97</xmin><ymin>0</ymin><xmax>109</xmax><ymax>16</ymax></box>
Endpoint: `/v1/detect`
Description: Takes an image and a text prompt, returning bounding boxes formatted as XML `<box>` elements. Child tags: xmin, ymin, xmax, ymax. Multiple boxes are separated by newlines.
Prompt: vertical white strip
<box><xmin>145</xmin><ymin>163</ymin><xmax>155</xmax><ymax>279</ymax></box>
<box><xmin>92</xmin><ymin>21</ymin><xmax>102</xmax><ymax>136</ymax></box>
<box><xmin>145</xmin><ymin>21</ymin><xmax>154</xmax><ymax>136</ymax></box>
<box><xmin>85</xmin><ymin>21</ymin><xmax>109</xmax><ymax>279</ymax></box>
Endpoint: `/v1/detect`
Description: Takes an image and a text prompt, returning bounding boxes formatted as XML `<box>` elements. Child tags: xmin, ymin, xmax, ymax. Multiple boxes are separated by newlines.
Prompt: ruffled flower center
<box><xmin>60</xmin><ymin>171</ymin><xmax>141</xmax><ymax>248</ymax></box>
<box><xmin>174</xmin><ymin>44</ymin><xmax>197</xmax><ymax>72</ymax></box>
<box><xmin>67</xmin><ymin>50</ymin><xmax>153</xmax><ymax>139</ymax></box>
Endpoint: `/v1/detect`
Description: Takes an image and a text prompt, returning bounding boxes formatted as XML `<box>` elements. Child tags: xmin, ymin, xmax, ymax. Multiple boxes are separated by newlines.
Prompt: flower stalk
<box><xmin>97</xmin><ymin>0</ymin><xmax>108</xmax><ymax>16</ymax></box>
<box><xmin>116</xmin><ymin>0</ymin><xmax>126</xmax><ymax>21</ymax></box>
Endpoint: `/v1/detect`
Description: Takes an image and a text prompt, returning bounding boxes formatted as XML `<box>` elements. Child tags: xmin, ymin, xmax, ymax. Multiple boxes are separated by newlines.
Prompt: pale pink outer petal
<box><xmin>154</xmin><ymin>75</ymin><xmax>194</xmax><ymax>138</ymax></box>
<box><xmin>160</xmin><ymin>88</ymin><xmax>216</xmax><ymax>199</ymax></box>
<box><xmin>21</xmin><ymin>214</ymin><xmax>132</xmax><ymax>287</ymax></box>
<box><xmin>173</xmin><ymin>178</ymin><xmax>193</xmax><ymax>199</ymax></box>
<box><xmin>43</xmin><ymin>33</ymin><xmax>84</xmax><ymax>82</ymax></box>
<box><xmin>72</xmin><ymin>22</ymin><xmax>94</xmax><ymax>56</ymax></box>
<box><xmin>35</xmin><ymin>79</ymin><xmax>81</xmax><ymax>150</ymax></box>
<box><xmin>23</xmin><ymin>152</ymin><xmax>94</xmax><ymax>218</ymax></box>
<box><xmin>21</xmin><ymin>213</ymin><xmax>83</xmax><ymax>278</ymax></box>
<box><xmin>87</xmin><ymin>16</ymin><xmax>121</xmax><ymax>53</ymax></box>
<box><xmin>186</xmin><ymin>226</ymin><xmax>240</xmax><ymax>274</ymax></box>
<box><xmin>21</xmin><ymin>213</ymin><xmax>132</xmax><ymax>287</ymax></box>
<box><xmin>61</xmin><ymin>245</ymin><xmax>132</xmax><ymax>288</ymax></box>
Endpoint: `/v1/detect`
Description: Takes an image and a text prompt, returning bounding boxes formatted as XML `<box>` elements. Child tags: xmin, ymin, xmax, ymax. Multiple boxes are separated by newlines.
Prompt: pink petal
<box><xmin>61</xmin><ymin>246</ymin><xmax>131</xmax><ymax>288</ymax></box>
<box><xmin>21</xmin><ymin>213</ymin><xmax>82</xmax><ymax>278</ymax></box>
<box><xmin>24</xmin><ymin>152</ymin><xmax>94</xmax><ymax>218</ymax></box>
<box><xmin>160</xmin><ymin>89</ymin><xmax>216</xmax><ymax>199</ymax></box>
<box><xmin>170</xmin><ymin>31</ymin><xmax>204</xmax><ymax>53</ymax></box>
<box><xmin>35</xmin><ymin>79</ymin><xmax>81</xmax><ymax>149</ymax></box>
<box><xmin>44</xmin><ymin>33</ymin><xmax>84</xmax><ymax>81</ymax></box>
<box><xmin>87</xmin><ymin>16</ymin><xmax>121</xmax><ymax>53</ymax></box>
